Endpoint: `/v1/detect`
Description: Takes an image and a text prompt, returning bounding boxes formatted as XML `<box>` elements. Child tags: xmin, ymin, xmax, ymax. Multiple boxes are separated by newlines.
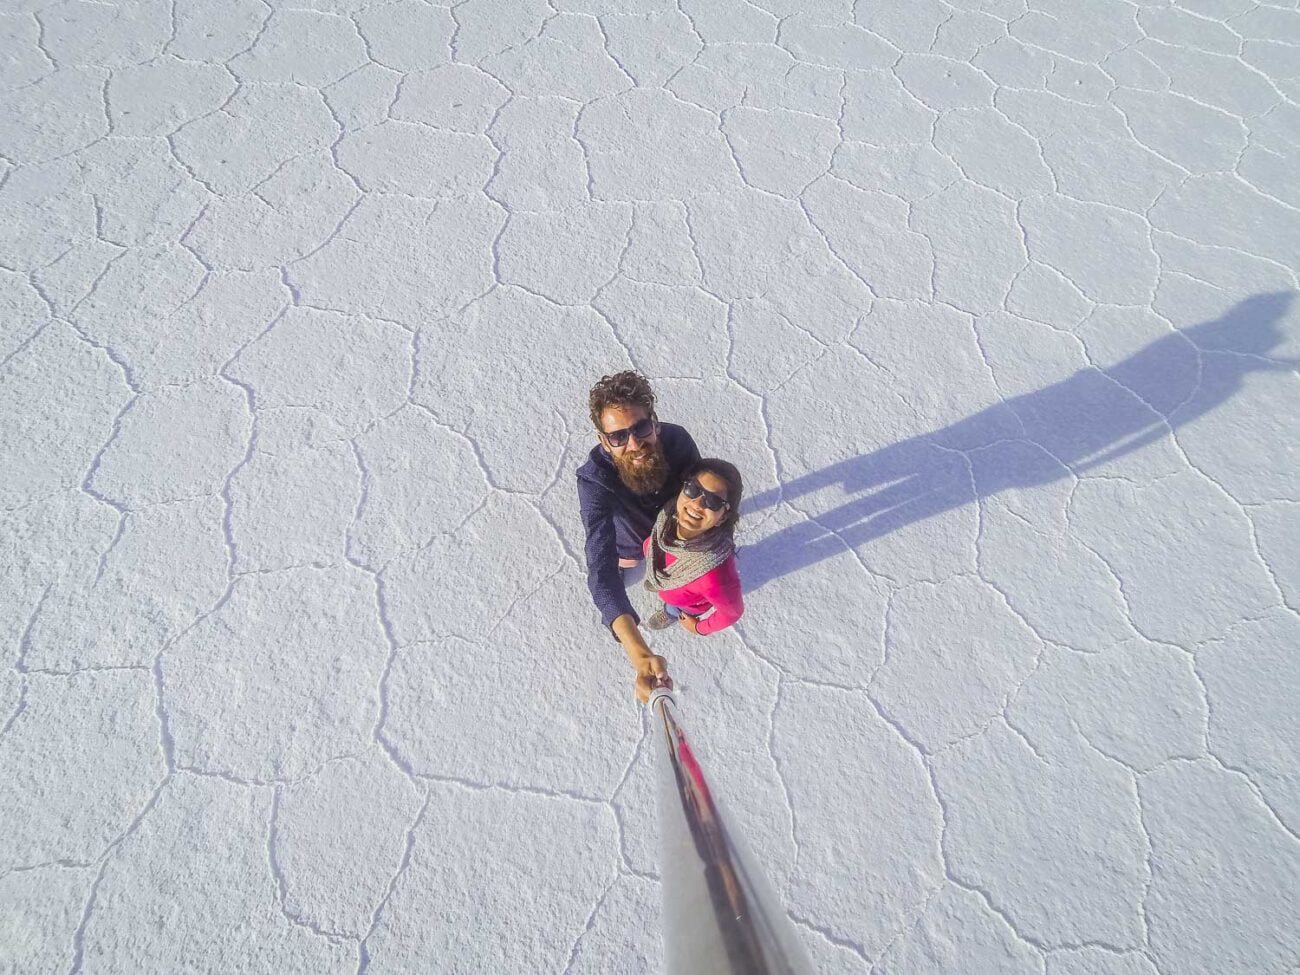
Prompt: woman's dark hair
<box><xmin>589</xmin><ymin>370</ymin><xmax>656</xmax><ymax>431</ymax></box>
<box><xmin>667</xmin><ymin>458</ymin><xmax>743</xmax><ymax>545</ymax></box>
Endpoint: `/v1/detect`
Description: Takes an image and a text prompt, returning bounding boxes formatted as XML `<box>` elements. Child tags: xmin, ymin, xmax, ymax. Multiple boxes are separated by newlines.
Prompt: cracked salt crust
<box><xmin>2</xmin><ymin>0</ymin><xmax>1298</xmax><ymax>971</ymax></box>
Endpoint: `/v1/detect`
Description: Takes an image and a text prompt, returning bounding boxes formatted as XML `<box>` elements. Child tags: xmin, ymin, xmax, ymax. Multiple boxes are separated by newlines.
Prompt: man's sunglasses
<box><xmin>683</xmin><ymin>478</ymin><xmax>729</xmax><ymax>512</ymax></box>
<box><xmin>602</xmin><ymin>417</ymin><xmax>656</xmax><ymax>448</ymax></box>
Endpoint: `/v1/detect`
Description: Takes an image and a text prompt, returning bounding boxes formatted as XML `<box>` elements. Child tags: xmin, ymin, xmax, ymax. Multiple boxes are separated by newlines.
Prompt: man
<box><xmin>577</xmin><ymin>371</ymin><xmax>700</xmax><ymax>699</ymax></box>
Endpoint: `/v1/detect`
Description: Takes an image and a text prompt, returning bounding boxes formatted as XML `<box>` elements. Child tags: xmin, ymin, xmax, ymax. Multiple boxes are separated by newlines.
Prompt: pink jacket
<box><xmin>642</xmin><ymin>537</ymin><xmax>745</xmax><ymax>635</ymax></box>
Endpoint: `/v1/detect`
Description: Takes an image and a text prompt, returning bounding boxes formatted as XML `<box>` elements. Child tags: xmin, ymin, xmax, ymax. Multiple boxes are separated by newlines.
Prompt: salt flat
<box><xmin>2</xmin><ymin>0</ymin><xmax>1298</xmax><ymax>972</ymax></box>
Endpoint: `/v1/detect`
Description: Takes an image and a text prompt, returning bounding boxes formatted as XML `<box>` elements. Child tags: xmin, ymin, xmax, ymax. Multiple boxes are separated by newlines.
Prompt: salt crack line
<box><xmin>267</xmin><ymin>785</ymin><xmax>361</xmax><ymax>944</ymax></box>
<box><xmin>559</xmin><ymin>872</ymin><xmax>618</xmax><ymax>975</ymax></box>
<box><xmin>356</xmin><ymin>791</ymin><xmax>432</xmax><ymax>975</ymax></box>
<box><xmin>68</xmin><ymin>774</ymin><xmax>172</xmax><ymax>975</ymax></box>
<box><xmin>765</xmin><ymin>674</ymin><xmax>803</xmax><ymax>891</ymax></box>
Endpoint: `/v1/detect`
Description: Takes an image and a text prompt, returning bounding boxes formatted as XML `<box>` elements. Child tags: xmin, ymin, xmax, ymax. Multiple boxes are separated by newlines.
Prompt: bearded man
<box><xmin>577</xmin><ymin>371</ymin><xmax>700</xmax><ymax>699</ymax></box>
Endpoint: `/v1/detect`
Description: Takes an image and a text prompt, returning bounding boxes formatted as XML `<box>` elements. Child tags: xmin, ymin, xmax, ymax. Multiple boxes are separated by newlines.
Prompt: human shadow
<box><xmin>740</xmin><ymin>292</ymin><xmax>1297</xmax><ymax>592</ymax></box>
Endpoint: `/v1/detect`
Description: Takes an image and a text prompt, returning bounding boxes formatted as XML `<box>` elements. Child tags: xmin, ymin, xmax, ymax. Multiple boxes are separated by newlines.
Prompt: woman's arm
<box><xmin>693</xmin><ymin>558</ymin><xmax>744</xmax><ymax>635</ymax></box>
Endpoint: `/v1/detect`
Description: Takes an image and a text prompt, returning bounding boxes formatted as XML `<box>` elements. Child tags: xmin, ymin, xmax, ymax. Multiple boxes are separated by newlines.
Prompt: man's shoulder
<box><xmin>576</xmin><ymin>444</ymin><xmax>614</xmax><ymax>489</ymax></box>
<box><xmin>658</xmin><ymin>422</ymin><xmax>698</xmax><ymax>459</ymax></box>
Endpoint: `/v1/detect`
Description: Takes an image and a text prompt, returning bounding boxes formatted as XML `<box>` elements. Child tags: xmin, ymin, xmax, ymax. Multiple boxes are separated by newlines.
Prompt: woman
<box><xmin>641</xmin><ymin>459</ymin><xmax>744</xmax><ymax>636</ymax></box>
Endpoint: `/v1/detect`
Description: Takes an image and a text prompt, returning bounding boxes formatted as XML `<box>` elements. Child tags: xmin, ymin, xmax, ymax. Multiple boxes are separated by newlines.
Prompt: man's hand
<box><xmin>635</xmin><ymin>654</ymin><xmax>671</xmax><ymax>703</ymax></box>
<box><xmin>678</xmin><ymin>614</ymin><xmax>700</xmax><ymax>635</ymax></box>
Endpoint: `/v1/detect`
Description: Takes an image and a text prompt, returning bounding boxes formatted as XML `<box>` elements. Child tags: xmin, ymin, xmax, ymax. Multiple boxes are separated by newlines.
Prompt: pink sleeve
<box><xmin>696</xmin><ymin>556</ymin><xmax>744</xmax><ymax>635</ymax></box>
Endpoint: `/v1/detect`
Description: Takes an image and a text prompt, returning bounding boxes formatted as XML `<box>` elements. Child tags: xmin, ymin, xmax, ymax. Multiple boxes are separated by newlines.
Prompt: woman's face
<box><xmin>676</xmin><ymin>470</ymin><xmax>730</xmax><ymax>538</ymax></box>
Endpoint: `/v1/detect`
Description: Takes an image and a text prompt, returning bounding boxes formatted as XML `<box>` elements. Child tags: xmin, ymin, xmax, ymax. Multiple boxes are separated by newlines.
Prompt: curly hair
<box><xmin>588</xmin><ymin>370</ymin><xmax>656</xmax><ymax>431</ymax></box>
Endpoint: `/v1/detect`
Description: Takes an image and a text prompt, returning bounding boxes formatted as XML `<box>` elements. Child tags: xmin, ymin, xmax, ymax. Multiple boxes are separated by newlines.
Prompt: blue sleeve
<box><xmin>577</xmin><ymin>475</ymin><xmax>638</xmax><ymax>629</ymax></box>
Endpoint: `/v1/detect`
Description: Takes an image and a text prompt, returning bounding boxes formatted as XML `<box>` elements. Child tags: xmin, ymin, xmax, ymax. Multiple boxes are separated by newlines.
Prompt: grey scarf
<box><xmin>643</xmin><ymin>507</ymin><xmax>734</xmax><ymax>594</ymax></box>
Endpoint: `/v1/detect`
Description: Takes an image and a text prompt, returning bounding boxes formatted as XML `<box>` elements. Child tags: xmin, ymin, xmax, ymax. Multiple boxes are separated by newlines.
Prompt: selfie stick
<box><xmin>646</xmin><ymin>686</ymin><xmax>813</xmax><ymax>974</ymax></box>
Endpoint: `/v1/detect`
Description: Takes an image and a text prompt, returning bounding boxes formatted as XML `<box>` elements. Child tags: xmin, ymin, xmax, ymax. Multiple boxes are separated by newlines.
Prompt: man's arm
<box><xmin>577</xmin><ymin>476</ymin><xmax>638</xmax><ymax>628</ymax></box>
<box><xmin>612</xmin><ymin>612</ymin><xmax>661</xmax><ymax>674</ymax></box>
<box><xmin>577</xmin><ymin>476</ymin><xmax>667</xmax><ymax>697</ymax></box>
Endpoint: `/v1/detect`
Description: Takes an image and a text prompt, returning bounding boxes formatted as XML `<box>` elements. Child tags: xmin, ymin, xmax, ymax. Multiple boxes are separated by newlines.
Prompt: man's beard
<box><xmin>613</xmin><ymin>441</ymin><xmax>670</xmax><ymax>495</ymax></box>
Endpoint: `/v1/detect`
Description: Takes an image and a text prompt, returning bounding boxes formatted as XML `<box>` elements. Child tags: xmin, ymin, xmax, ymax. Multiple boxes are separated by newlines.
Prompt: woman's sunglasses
<box><xmin>603</xmin><ymin>417</ymin><xmax>656</xmax><ymax>448</ymax></box>
<box><xmin>682</xmin><ymin>478</ymin><xmax>729</xmax><ymax>512</ymax></box>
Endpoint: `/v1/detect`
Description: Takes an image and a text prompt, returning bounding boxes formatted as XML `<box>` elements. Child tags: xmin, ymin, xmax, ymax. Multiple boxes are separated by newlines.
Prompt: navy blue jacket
<box><xmin>576</xmin><ymin>423</ymin><xmax>701</xmax><ymax>628</ymax></box>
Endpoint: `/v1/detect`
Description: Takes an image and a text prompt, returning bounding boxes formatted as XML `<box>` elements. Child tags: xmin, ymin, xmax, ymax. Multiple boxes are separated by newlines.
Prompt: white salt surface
<box><xmin>2</xmin><ymin>1</ymin><xmax>1299</xmax><ymax>972</ymax></box>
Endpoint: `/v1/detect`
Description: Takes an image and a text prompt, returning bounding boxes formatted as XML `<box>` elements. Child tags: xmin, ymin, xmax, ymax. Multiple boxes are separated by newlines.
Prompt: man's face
<box><xmin>599</xmin><ymin>404</ymin><xmax>669</xmax><ymax>495</ymax></box>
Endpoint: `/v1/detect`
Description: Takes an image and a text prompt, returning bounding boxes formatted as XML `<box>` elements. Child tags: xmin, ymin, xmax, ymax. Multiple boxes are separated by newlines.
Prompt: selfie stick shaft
<box><xmin>647</xmin><ymin>687</ymin><xmax>813</xmax><ymax>975</ymax></box>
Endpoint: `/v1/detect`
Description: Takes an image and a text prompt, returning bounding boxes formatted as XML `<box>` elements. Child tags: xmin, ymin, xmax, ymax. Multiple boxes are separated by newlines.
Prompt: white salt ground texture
<box><xmin>1</xmin><ymin>0</ymin><xmax>1298</xmax><ymax>972</ymax></box>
